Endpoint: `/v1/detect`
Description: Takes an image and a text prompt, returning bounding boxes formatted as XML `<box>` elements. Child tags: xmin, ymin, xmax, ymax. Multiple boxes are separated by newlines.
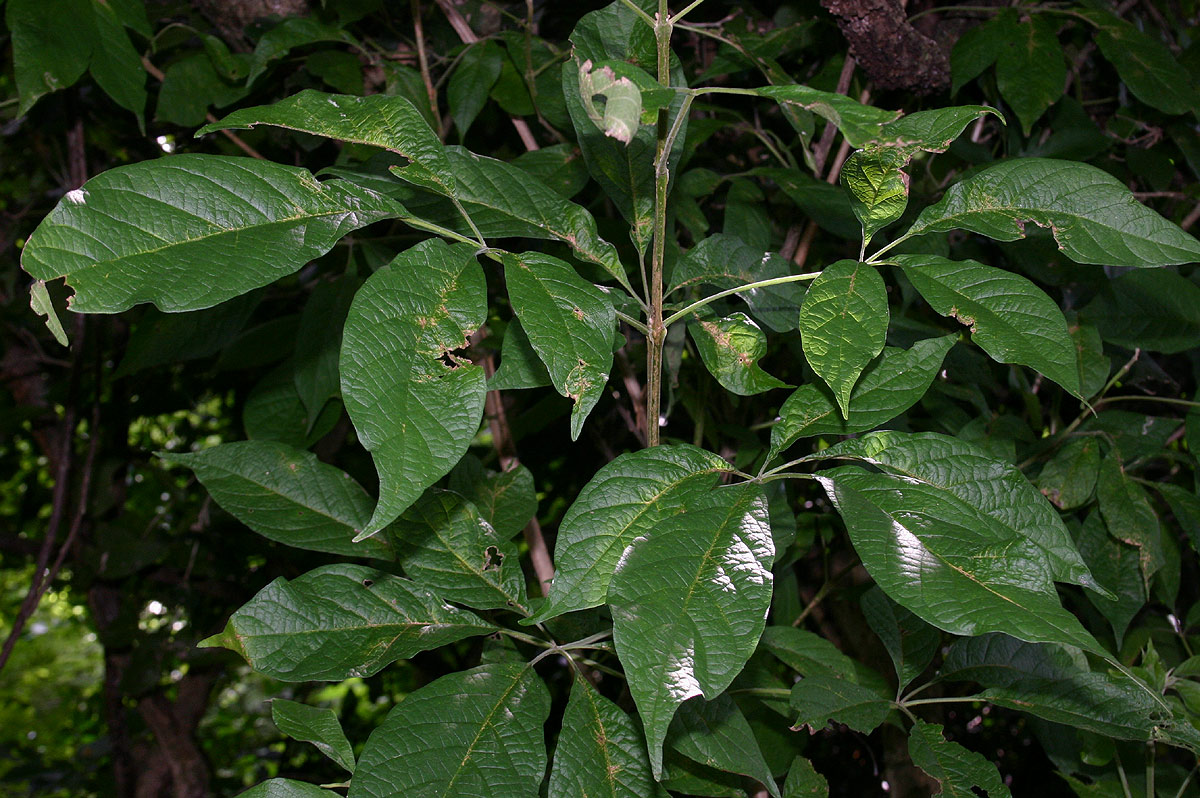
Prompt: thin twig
<box><xmin>412</xmin><ymin>0</ymin><xmax>444</xmax><ymax>139</ymax></box>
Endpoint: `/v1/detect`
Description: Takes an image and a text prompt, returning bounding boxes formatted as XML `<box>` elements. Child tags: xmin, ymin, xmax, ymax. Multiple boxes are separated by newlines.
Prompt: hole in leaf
<box><xmin>362</xmin><ymin>579</ymin><xmax>374</xmax><ymax>587</ymax></box>
<box><xmin>483</xmin><ymin>545</ymin><xmax>503</xmax><ymax>571</ymax></box>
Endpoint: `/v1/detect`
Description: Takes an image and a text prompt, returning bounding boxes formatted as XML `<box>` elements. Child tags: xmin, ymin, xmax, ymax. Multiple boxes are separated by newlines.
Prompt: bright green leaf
<box><xmin>29</xmin><ymin>280</ymin><xmax>67</xmax><ymax>347</ymax></box>
<box><xmin>271</xmin><ymin>698</ymin><xmax>356</xmax><ymax>773</ymax></box>
<box><xmin>349</xmin><ymin>663</ymin><xmax>550</xmax><ymax>798</ymax></box>
<box><xmin>907</xmin><ymin>719</ymin><xmax>1011</xmax><ymax>798</ymax></box>
<box><xmin>504</xmin><ymin>251</ymin><xmax>615</xmax><ymax>439</ymax></box>
<box><xmin>799</xmin><ymin>260</ymin><xmax>889</xmax><ymax>418</ymax></box>
<box><xmin>21</xmin><ymin>155</ymin><xmax>402</xmax><ymax>313</ymax></box>
<box><xmin>841</xmin><ymin>149</ymin><xmax>909</xmax><ymax>246</ymax></box>
<box><xmin>609</xmin><ymin>484</ymin><xmax>774</xmax><ymax>777</ymax></box>
<box><xmin>870</xmin><ymin>106</ymin><xmax>1004</xmax><ymax>155</ymax></box>
<box><xmin>200</xmin><ymin>564</ymin><xmax>494</xmax><ymax>681</ymax></box>
<box><xmin>340</xmin><ymin>239</ymin><xmax>487</xmax><ymax>538</ymax></box>
<box><xmin>688</xmin><ymin>312</ymin><xmax>789</xmax><ymax>396</ymax></box>
<box><xmin>757</xmin><ymin>85</ymin><xmax>901</xmax><ymax>148</ymax></box>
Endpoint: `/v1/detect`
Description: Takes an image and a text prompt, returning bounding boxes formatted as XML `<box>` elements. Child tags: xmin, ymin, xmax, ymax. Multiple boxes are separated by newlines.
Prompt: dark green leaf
<box><xmin>759</xmin><ymin>627</ymin><xmax>859</xmax><ymax>683</ymax></box>
<box><xmin>861</xmin><ymin>586</ymin><xmax>939</xmax><ymax>691</ymax></box>
<box><xmin>390</xmin><ymin>490</ymin><xmax>528</xmax><ymax>613</ymax></box>
<box><xmin>689</xmin><ymin>312</ymin><xmax>789</xmax><ymax>396</ymax></box>
<box><xmin>769</xmin><ymin>335</ymin><xmax>956</xmax><ymax>457</ymax></box>
<box><xmin>1157</xmin><ymin>483</ymin><xmax>1200</xmax><ymax>553</ymax></box>
<box><xmin>87</xmin><ymin>0</ymin><xmax>148</xmax><ymax>125</ymax></box>
<box><xmin>489</xmin><ymin>318</ymin><xmax>553</xmax><ymax>390</ymax></box>
<box><xmin>504</xmin><ymin>251</ymin><xmax>616</xmax><ymax>439</ymax></box>
<box><xmin>667</xmin><ymin>694</ymin><xmax>780</xmax><ymax>798</ymax></box>
<box><xmin>349</xmin><ymin>663</ymin><xmax>550</xmax><ymax>798</ymax></box>
<box><xmin>609</xmin><ymin>484</ymin><xmax>774</xmax><ymax>777</ymax></box>
<box><xmin>530</xmin><ymin>445</ymin><xmax>731</xmax><ymax>622</ymax></box>
<box><xmin>511</xmin><ymin>144</ymin><xmax>590</xmax><ymax>200</ymax></box>
<box><xmin>200</xmin><ymin>564</ymin><xmax>493</xmax><ymax>681</ymax></box>
<box><xmin>1096</xmin><ymin>454</ymin><xmax>1164</xmax><ymax>585</ymax></box>
<box><xmin>340</xmin><ymin>239</ymin><xmax>487</xmax><ymax>537</ymax></box>
<box><xmin>994</xmin><ymin>14</ymin><xmax>1064</xmax><ymax>135</ymax></box>
<box><xmin>160</xmin><ymin>441</ymin><xmax>392</xmax><ymax>559</ymax></box>
<box><xmin>157</xmin><ymin>53</ymin><xmax>249</xmax><ymax>127</ymax></box>
<box><xmin>448</xmin><ymin>458</ymin><xmax>538</xmax><ymax>539</ymax></box>
<box><xmin>294</xmin><ymin>275</ymin><xmax>359</xmax><ymax>421</ymax></box>
<box><xmin>841</xmin><ymin>149</ymin><xmax>909</xmax><ymax>246</ymax></box>
<box><xmin>271</xmin><ymin>699</ymin><xmax>356</xmax><ymax>773</ymax></box>
<box><xmin>243</xmin><ymin>363</ymin><xmax>340</xmax><ymax>450</ymax></box>
<box><xmin>811</xmin><ymin>431</ymin><xmax>1099</xmax><ymax>589</ymax></box>
<box><xmin>1087</xmin><ymin>10</ymin><xmax>1199</xmax><ymax>115</ymax></box>
<box><xmin>246</xmin><ymin>18</ymin><xmax>355</xmax><ymax>86</ymax></box>
<box><xmin>949</xmin><ymin>14</ymin><xmax>1007</xmax><ymax>94</ymax></box>
<box><xmin>669</xmin><ymin>234</ymin><xmax>807</xmax><ymax>333</ymax></box>
<box><xmin>1074</xmin><ymin>512</ymin><xmax>1146</xmax><ymax>645</ymax></box>
<box><xmin>1038</xmin><ymin>438</ymin><xmax>1100</xmax><ymax>511</ymax></box>
<box><xmin>783</xmin><ymin>756</ymin><xmax>828</xmax><ymax>797</ymax></box>
<box><xmin>240</xmin><ymin>779</ymin><xmax>339</xmax><ymax>798</ymax></box>
<box><xmin>7</xmin><ymin>0</ymin><xmax>92</xmax><ymax>115</ymax></box>
<box><xmin>757</xmin><ymin>85</ymin><xmax>901</xmax><ymax>148</ymax></box>
<box><xmin>905</xmin><ymin>159</ymin><xmax>1200</xmax><ymax>267</ymax></box>
<box><xmin>870</xmin><ymin>106</ymin><xmax>1004</xmax><ymax>155</ymax></box>
<box><xmin>892</xmin><ymin>254</ymin><xmax>1081</xmax><ymax>396</ymax></box>
<box><xmin>116</xmin><ymin>293</ymin><xmax>259</xmax><ymax>376</ymax></box>
<box><xmin>448</xmin><ymin>41</ymin><xmax>505</xmax><ymax>138</ymax></box>
<box><xmin>907</xmin><ymin>719</ymin><xmax>1011</xmax><ymax>798</ymax></box>
<box><xmin>940</xmin><ymin>633</ymin><xmax>1083</xmax><ymax>686</ymax></box>
<box><xmin>549</xmin><ymin>677</ymin><xmax>657</xmax><ymax>798</ymax></box>
<box><xmin>753</xmin><ymin>167</ymin><xmax>860</xmax><ymax>240</ymax></box>
<box><xmin>1083</xmin><ymin>268</ymin><xmax>1200</xmax><ymax>354</ymax></box>
<box><xmin>789</xmin><ymin>675</ymin><xmax>891</xmax><ymax>734</ymax></box>
<box><xmin>22</xmin><ymin>156</ymin><xmax>401</xmax><ymax>313</ymax></box>
<box><xmin>799</xmin><ymin>260</ymin><xmax>889</xmax><ymax>417</ymax></box>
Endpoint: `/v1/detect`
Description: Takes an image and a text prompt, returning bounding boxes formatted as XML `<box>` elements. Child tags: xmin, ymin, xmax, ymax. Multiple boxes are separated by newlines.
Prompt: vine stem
<box><xmin>645</xmin><ymin>0</ymin><xmax>673</xmax><ymax>447</ymax></box>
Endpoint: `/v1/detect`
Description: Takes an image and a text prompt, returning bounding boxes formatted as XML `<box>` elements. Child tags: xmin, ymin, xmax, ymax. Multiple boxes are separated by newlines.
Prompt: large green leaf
<box><xmin>904</xmin><ymin>158</ymin><xmax>1200</xmax><ymax>267</ymax></box>
<box><xmin>1086</xmin><ymin>10</ymin><xmax>1199</xmax><ymax>116</ymax></box>
<box><xmin>199</xmin><ymin>90</ymin><xmax>455</xmax><ymax>192</ymax></box>
<box><xmin>810</xmin><ymin>431</ymin><xmax>1098</xmax><ymax>589</ymax></box>
<box><xmin>549</xmin><ymin>677</ymin><xmax>657</xmax><ymax>798</ymax></box>
<box><xmin>798</xmin><ymin>260</ymin><xmax>888</xmax><ymax>418</ymax></box>
<box><xmin>994</xmin><ymin>13</ymin><xmax>1064</xmax><ymax>135</ymax></box>
<box><xmin>1096</xmin><ymin>453</ymin><xmax>1164</xmax><ymax>585</ymax></box>
<box><xmin>447</xmin><ymin>457</ymin><xmax>538</xmax><ymax>539</ymax></box>
<box><xmin>340</xmin><ymin>239</ymin><xmax>487</xmax><ymax>537</ymax></box>
<box><xmin>21</xmin><ymin>155</ymin><xmax>402</xmax><ymax>313</ymax></box>
<box><xmin>390</xmin><ymin>490</ymin><xmax>528</xmax><ymax>613</ymax></box>
<box><xmin>667</xmin><ymin>694</ymin><xmax>780</xmax><ymax>798</ymax></box>
<box><xmin>609</xmin><ymin>484</ymin><xmax>774</xmax><ymax>777</ymax></box>
<box><xmin>504</xmin><ymin>251</ymin><xmax>615</xmax><ymax>439</ymax></box>
<box><xmin>891</xmin><ymin>254</ymin><xmax>1081</xmax><ymax>396</ymax></box>
<box><xmin>789</xmin><ymin>675</ymin><xmax>891</xmax><ymax>734</ymax></box>
<box><xmin>769</xmin><ymin>335</ymin><xmax>956</xmax><ymax>457</ymax></box>
<box><xmin>860</xmin><ymin>587</ymin><xmax>939</xmax><ymax>691</ymax></box>
<box><xmin>869</xmin><ymin>106</ymin><xmax>1004</xmax><ymax>155</ymax></box>
<box><xmin>907</xmin><ymin>719</ymin><xmax>1010</xmax><ymax>798</ymax></box>
<box><xmin>350</xmin><ymin>663</ymin><xmax>550</xmax><ymax>798</ymax></box>
<box><xmin>529</xmin><ymin>445</ymin><xmax>731</xmax><ymax>623</ymax></box>
<box><xmin>200</xmin><ymin>564</ymin><xmax>493</xmax><ymax>681</ymax></box>
<box><xmin>756</xmin><ymin>85</ymin><xmax>900</xmax><ymax>148</ymax></box>
<box><xmin>817</xmin><ymin>468</ymin><xmax>1105</xmax><ymax>656</ymax></box>
<box><xmin>271</xmin><ymin>699</ymin><xmax>356</xmax><ymax>773</ymax></box>
<box><xmin>688</xmin><ymin>312</ymin><xmax>789</xmax><ymax>396</ymax></box>
<box><xmin>159</xmin><ymin>441</ymin><xmax>392</xmax><ymax>559</ymax></box>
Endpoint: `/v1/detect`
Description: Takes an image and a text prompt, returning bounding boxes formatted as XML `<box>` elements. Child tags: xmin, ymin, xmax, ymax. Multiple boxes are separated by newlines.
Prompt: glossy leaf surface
<box><xmin>688</xmin><ymin>312</ymin><xmax>788</xmax><ymax>396</ymax></box>
<box><xmin>549</xmin><ymin>678</ymin><xmax>657</xmax><ymax>798</ymax></box>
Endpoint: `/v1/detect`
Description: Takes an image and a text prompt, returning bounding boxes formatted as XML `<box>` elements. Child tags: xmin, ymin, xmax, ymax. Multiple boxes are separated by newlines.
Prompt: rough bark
<box><xmin>821</xmin><ymin>0</ymin><xmax>950</xmax><ymax>94</ymax></box>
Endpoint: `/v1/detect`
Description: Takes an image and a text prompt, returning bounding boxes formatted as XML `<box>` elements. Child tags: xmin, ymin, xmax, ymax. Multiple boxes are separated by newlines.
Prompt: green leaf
<box><xmin>529</xmin><ymin>444</ymin><xmax>731</xmax><ymax>623</ymax></box>
<box><xmin>1157</xmin><ymin>483</ymin><xmax>1200</xmax><ymax>553</ymax></box>
<box><xmin>86</xmin><ymin>0</ymin><xmax>148</xmax><ymax>126</ymax></box>
<box><xmin>160</xmin><ymin>441</ymin><xmax>392</xmax><ymax>559</ymax></box>
<box><xmin>783</xmin><ymin>757</ymin><xmax>828</xmax><ymax>797</ymax></box>
<box><xmin>907</xmin><ymin>719</ymin><xmax>1011</xmax><ymax>798</ymax></box>
<box><xmin>21</xmin><ymin>155</ymin><xmax>402</xmax><ymax>313</ymax></box>
<box><xmin>200</xmin><ymin>564</ymin><xmax>493</xmax><ymax>681</ymax></box>
<box><xmin>810</xmin><ymin>431</ymin><xmax>1099</xmax><ymax>590</ymax></box>
<box><xmin>340</xmin><ymin>239</ymin><xmax>487</xmax><ymax>538</ymax></box>
<box><xmin>817</xmin><ymin>469</ymin><xmax>1105</xmax><ymax>656</ymax></box>
<box><xmin>870</xmin><ymin>106</ymin><xmax>1004</xmax><ymax>155</ymax></box>
<box><xmin>892</xmin><ymin>254</ymin><xmax>1081</xmax><ymax>396</ymax></box>
<box><xmin>986</xmin><ymin>673</ymin><xmax>1170</xmax><ymax>744</ymax></box>
<box><xmin>769</xmin><ymin>335</ymin><xmax>956</xmax><ymax>457</ymax></box>
<box><xmin>753</xmin><ymin>167</ymin><xmax>860</xmax><ymax>240</ymax></box>
<box><xmin>757</xmin><ymin>85</ymin><xmax>901</xmax><ymax>148</ymax></box>
<box><xmin>1096</xmin><ymin>453</ymin><xmax>1164</xmax><ymax>585</ymax></box>
<box><xmin>349</xmin><ymin>663</ymin><xmax>550</xmax><ymax>798</ymax></box>
<box><xmin>668</xmin><ymin>694</ymin><xmax>780</xmax><ymax>798</ymax></box>
<box><xmin>448</xmin><ymin>41</ymin><xmax>505</xmax><ymax>138</ymax></box>
<box><xmin>549</xmin><ymin>677</ymin><xmax>658</xmax><ymax>798</ymax></box>
<box><xmin>511</xmin><ymin>144</ymin><xmax>591</xmax><ymax>200</ymax></box>
<box><xmin>939</xmin><ymin>633</ymin><xmax>1084</xmax><ymax>686</ymax></box>
<box><xmin>293</xmin><ymin>275</ymin><xmax>359</xmax><ymax>423</ymax></box>
<box><xmin>798</xmin><ymin>260</ymin><xmax>889</xmax><ymax>418</ymax></box>
<box><xmin>861</xmin><ymin>587</ymin><xmax>939</xmax><ymax>691</ymax></box>
<box><xmin>1074</xmin><ymin>512</ymin><xmax>1146</xmax><ymax>646</ymax></box>
<box><xmin>504</xmin><ymin>251</ymin><xmax>615</xmax><ymax>439</ymax></box>
<box><xmin>1038</xmin><ymin>438</ymin><xmax>1101</xmax><ymax>511</ymax></box>
<box><xmin>239</xmin><ymin>779</ymin><xmax>339</xmax><ymax>798</ymax></box>
<box><xmin>448</xmin><ymin>457</ymin><xmax>538</xmax><ymax>539</ymax></box>
<box><xmin>841</xmin><ymin>149</ymin><xmax>909</xmax><ymax>246</ymax></box>
<box><xmin>1082</xmin><ymin>268</ymin><xmax>1200</xmax><ymax>354</ymax></box>
<box><xmin>199</xmin><ymin>90</ymin><xmax>455</xmax><ymax>193</ymax></box>
<box><xmin>949</xmin><ymin>14</ymin><xmax>1006</xmax><ymax>95</ymax></box>
<box><xmin>905</xmin><ymin>158</ymin><xmax>1200</xmax><ymax>267</ymax></box>
<box><xmin>156</xmin><ymin>53</ymin><xmax>249</xmax><ymax>127</ymax></box>
<box><xmin>1086</xmin><ymin>10</ymin><xmax>1199</xmax><ymax>116</ymax></box>
<box><xmin>994</xmin><ymin>14</ymin><xmax>1064</xmax><ymax>135</ymax></box>
<box><xmin>688</xmin><ymin>312</ymin><xmax>788</xmax><ymax>396</ymax></box>
<box><xmin>789</xmin><ymin>675</ymin><xmax>891</xmax><ymax>734</ymax></box>
<box><xmin>578</xmin><ymin>59</ymin><xmax>644</xmax><ymax>144</ymax></box>
<box><xmin>759</xmin><ymin>627</ymin><xmax>860</xmax><ymax>683</ymax></box>
<box><xmin>390</xmin><ymin>490</ymin><xmax>528</xmax><ymax>613</ymax></box>
<box><xmin>669</xmin><ymin>234</ymin><xmax>807</xmax><ymax>333</ymax></box>
<box><xmin>271</xmin><ymin>699</ymin><xmax>356</xmax><ymax>773</ymax></box>
<box><xmin>243</xmin><ymin>363</ymin><xmax>341</xmax><ymax>450</ymax></box>
<box><xmin>8</xmin><ymin>0</ymin><xmax>92</xmax><ymax>116</ymax></box>
<box><xmin>29</xmin><ymin>280</ymin><xmax>67</xmax><ymax>347</ymax></box>
<box><xmin>246</xmin><ymin>18</ymin><xmax>355</xmax><ymax>86</ymax></box>
<box><xmin>609</xmin><ymin>484</ymin><xmax>774</xmax><ymax>777</ymax></box>
<box><xmin>489</xmin><ymin>318</ymin><xmax>553</xmax><ymax>390</ymax></box>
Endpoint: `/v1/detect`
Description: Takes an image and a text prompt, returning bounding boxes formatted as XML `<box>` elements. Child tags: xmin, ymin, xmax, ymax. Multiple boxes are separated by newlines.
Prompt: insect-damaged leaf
<box><xmin>905</xmin><ymin>158</ymin><xmax>1200</xmax><ymax>267</ymax></box>
<box><xmin>200</xmin><ymin>564</ymin><xmax>493</xmax><ymax>681</ymax></box>
<box><xmin>504</xmin><ymin>251</ymin><xmax>615</xmax><ymax>440</ymax></box>
<box><xmin>609</xmin><ymin>484</ymin><xmax>774</xmax><ymax>778</ymax></box>
<box><xmin>799</xmin><ymin>260</ymin><xmax>888</xmax><ymax>418</ymax></box>
<box><xmin>349</xmin><ymin>663</ymin><xmax>550</xmax><ymax>798</ymax></box>
<box><xmin>907</xmin><ymin>719</ymin><xmax>1011</xmax><ymax>798</ymax></box>
<box><xmin>688</xmin><ymin>311</ymin><xmax>788</xmax><ymax>396</ymax></box>
<box><xmin>549</xmin><ymin>677</ymin><xmax>658</xmax><ymax>798</ymax></box>
<box><xmin>892</xmin><ymin>254</ymin><xmax>1082</xmax><ymax>397</ymax></box>
<box><xmin>528</xmin><ymin>444</ymin><xmax>732</xmax><ymax>623</ymax></box>
<box><xmin>841</xmin><ymin>148</ymin><xmax>909</xmax><ymax>246</ymax></box>
<box><xmin>340</xmin><ymin>239</ymin><xmax>487</xmax><ymax>538</ymax></box>
<box><xmin>21</xmin><ymin>155</ymin><xmax>403</xmax><ymax>313</ymax></box>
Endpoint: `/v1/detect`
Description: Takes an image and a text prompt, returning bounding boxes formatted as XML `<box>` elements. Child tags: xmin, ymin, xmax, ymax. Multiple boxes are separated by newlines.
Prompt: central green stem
<box><xmin>645</xmin><ymin>0</ymin><xmax>673</xmax><ymax>447</ymax></box>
